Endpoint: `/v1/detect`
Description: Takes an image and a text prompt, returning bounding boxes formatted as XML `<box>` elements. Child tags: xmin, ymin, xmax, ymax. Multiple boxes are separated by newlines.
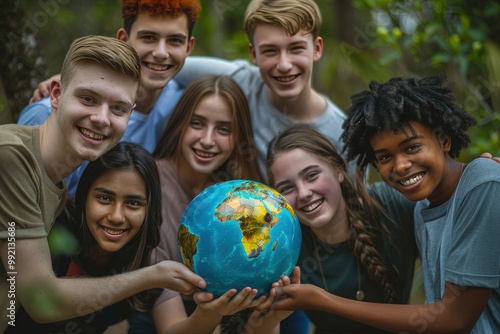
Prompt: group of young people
<box><xmin>1</xmin><ymin>0</ymin><xmax>498</xmax><ymax>333</ymax></box>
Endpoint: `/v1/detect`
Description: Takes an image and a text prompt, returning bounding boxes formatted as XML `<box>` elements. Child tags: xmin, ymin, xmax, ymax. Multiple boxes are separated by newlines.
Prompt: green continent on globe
<box><xmin>214</xmin><ymin>181</ymin><xmax>295</xmax><ymax>258</ymax></box>
<box><xmin>178</xmin><ymin>224</ymin><xmax>199</xmax><ymax>270</ymax></box>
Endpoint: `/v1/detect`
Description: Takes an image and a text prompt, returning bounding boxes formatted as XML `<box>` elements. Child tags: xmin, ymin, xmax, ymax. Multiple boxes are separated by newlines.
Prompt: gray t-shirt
<box><xmin>415</xmin><ymin>158</ymin><xmax>500</xmax><ymax>333</ymax></box>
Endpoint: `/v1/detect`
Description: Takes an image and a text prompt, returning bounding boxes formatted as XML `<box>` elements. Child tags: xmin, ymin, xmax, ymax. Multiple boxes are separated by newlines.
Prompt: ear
<box><xmin>186</xmin><ymin>36</ymin><xmax>195</xmax><ymax>56</ymax></box>
<box><xmin>440</xmin><ymin>134</ymin><xmax>452</xmax><ymax>153</ymax></box>
<box><xmin>337</xmin><ymin>171</ymin><xmax>345</xmax><ymax>184</ymax></box>
<box><xmin>249</xmin><ymin>43</ymin><xmax>257</xmax><ymax>65</ymax></box>
<box><xmin>116</xmin><ymin>28</ymin><xmax>129</xmax><ymax>42</ymax></box>
<box><xmin>313</xmin><ymin>36</ymin><xmax>323</xmax><ymax>62</ymax></box>
<box><xmin>49</xmin><ymin>79</ymin><xmax>62</xmax><ymax>109</ymax></box>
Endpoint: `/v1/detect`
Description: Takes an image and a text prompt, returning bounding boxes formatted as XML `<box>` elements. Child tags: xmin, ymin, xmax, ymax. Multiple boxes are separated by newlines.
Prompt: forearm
<box><xmin>21</xmin><ymin>265</ymin><xmax>162</xmax><ymax>323</ymax></box>
<box><xmin>317</xmin><ymin>286</ymin><xmax>487</xmax><ymax>333</ymax></box>
<box><xmin>176</xmin><ymin>56</ymin><xmax>239</xmax><ymax>87</ymax></box>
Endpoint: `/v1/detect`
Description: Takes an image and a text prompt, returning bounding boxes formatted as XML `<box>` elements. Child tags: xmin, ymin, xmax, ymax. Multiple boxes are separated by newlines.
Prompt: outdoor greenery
<box><xmin>1</xmin><ymin>0</ymin><xmax>498</xmax><ymax>160</ymax></box>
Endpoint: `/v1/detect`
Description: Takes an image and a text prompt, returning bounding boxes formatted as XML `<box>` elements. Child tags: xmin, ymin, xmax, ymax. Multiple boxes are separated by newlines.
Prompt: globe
<box><xmin>178</xmin><ymin>179</ymin><xmax>302</xmax><ymax>298</ymax></box>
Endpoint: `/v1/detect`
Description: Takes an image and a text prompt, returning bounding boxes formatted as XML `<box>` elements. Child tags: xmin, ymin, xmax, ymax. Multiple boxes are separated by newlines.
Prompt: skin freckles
<box><xmin>43</xmin><ymin>62</ymin><xmax>136</xmax><ymax>182</ymax></box>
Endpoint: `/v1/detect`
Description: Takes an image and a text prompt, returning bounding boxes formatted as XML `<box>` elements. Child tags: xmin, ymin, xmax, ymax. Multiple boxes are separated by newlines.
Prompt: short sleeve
<box><xmin>446</xmin><ymin>180</ymin><xmax>500</xmax><ymax>288</ymax></box>
<box><xmin>0</xmin><ymin>144</ymin><xmax>46</xmax><ymax>238</ymax></box>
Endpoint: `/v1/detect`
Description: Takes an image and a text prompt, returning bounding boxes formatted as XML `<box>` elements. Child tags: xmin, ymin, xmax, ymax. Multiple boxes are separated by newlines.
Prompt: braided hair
<box><xmin>341</xmin><ymin>75</ymin><xmax>476</xmax><ymax>169</ymax></box>
<box><xmin>267</xmin><ymin>124</ymin><xmax>398</xmax><ymax>302</ymax></box>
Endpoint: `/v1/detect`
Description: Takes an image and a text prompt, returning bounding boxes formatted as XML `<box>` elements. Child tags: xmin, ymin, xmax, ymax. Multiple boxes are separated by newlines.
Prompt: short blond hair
<box><xmin>244</xmin><ymin>0</ymin><xmax>322</xmax><ymax>42</ymax></box>
<box><xmin>60</xmin><ymin>35</ymin><xmax>141</xmax><ymax>88</ymax></box>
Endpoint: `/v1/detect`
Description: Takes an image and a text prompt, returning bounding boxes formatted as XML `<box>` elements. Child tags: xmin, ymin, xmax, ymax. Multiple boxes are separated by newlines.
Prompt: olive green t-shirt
<box><xmin>0</xmin><ymin>124</ymin><xmax>66</xmax><ymax>331</ymax></box>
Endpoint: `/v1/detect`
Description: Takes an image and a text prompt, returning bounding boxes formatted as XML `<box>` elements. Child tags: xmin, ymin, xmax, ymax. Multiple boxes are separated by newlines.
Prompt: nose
<box><xmin>89</xmin><ymin>105</ymin><xmax>111</xmax><ymax>127</ymax></box>
<box><xmin>297</xmin><ymin>183</ymin><xmax>312</xmax><ymax>201</ymax></box>
<box><xmin>107</xmin><ymin>204</ymin><xmax>125</xmax><ymax>225</ymax></box>
<box><xmin>152</xmin><ymin>41</ymin><xmax>169</xmax><ymax>60</ymax></box>
<box><xmin>393</xmin><ymin>155</ymin><xmax>412</xmax><ymax>174</ymax></box>
<box><xmin>199</xmin><ymin>128</ymin><xmax>215</xmax><ymax>146</ymax></box>
<box><xmin>276</xmin><ymin>52</ymin><xmax>292</xmax><ymax>72</ymax></box>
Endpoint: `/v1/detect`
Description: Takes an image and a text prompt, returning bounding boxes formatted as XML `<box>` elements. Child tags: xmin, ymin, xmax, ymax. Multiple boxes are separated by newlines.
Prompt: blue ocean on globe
<box><xmin>178</xmin><ymin>179</ymin><xmax>302</xmax><ymax>297</ymax></box>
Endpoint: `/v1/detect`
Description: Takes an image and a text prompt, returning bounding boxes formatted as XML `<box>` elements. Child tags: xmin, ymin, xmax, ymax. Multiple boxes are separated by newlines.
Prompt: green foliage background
<box><xmin>1</xmin><ymin>0</ymin><xmax>498</xmax><ymax>311</ymax></box>
<box><xmin>1</xmin><ymin>0</ymin><xmax>498</xmax><ymax>160</ymax></box>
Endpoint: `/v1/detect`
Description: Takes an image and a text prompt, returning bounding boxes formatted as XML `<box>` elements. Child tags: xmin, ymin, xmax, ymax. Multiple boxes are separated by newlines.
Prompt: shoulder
<box><xmin>0</xmin><ymin>125</ymin><xmax>35</xmax><ymax>156</ymax></box>
<box><xmin>461</xmin><ymin>158</ymin><xmax>500</xmax><ymax>187</ymax></box>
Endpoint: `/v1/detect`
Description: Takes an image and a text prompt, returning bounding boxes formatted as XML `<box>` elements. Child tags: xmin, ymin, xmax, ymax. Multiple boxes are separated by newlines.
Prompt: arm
<box><xmin>175</xmin><ymin>56</ymin><xmax>247</xmax><ymax>88</ymax></box>
<box><xmin>272</xmin><ymin>282</ymin><xmax>491</xmax><ymax>334</ymax></box>
<box><xmin>0</xmin><ymin>237</ymin><xmax>205</xmax><ymax>323</ymax></box>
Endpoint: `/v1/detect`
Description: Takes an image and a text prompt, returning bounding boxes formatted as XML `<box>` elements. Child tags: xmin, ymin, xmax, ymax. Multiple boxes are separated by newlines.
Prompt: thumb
<box><xmin>180</xmin><ymin>266</ymin><xmax>206</xmax><ymax>289</ymax></box>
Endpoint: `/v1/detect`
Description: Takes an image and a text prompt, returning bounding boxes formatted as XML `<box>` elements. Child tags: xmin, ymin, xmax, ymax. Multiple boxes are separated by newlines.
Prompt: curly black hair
<box><xmin>341</xmin><ymin>75</ymin><xmax>476</xmax><ymax>169</ymax></box>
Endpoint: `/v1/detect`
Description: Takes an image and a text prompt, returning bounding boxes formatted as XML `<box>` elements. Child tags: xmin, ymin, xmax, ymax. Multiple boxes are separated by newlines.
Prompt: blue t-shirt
<box><xmin>17</xmin><ymin>80</ymin><xmax>184</xmax><ymax>196</ymax></box>
<box><xmin>415</xmin><ymin>158</ymin><xmax>500</xmax><ymax>333</ymax></box>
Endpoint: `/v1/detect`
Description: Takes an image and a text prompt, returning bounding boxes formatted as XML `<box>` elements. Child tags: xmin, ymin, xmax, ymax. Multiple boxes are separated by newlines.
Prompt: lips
<box><xmin>274</xmin><ymin>75</ymin><xmax>299</xmax><ymax>82</ymax></box>
<box><xmin>399</xmin><ymin>173</ymin><xmax>424</xmax><ymax>186</ymax></box>
<box><xmin>145</xmin><ymin>62</ymin><xmax>172</xmax><ymax>71</ymax></box>
<box><xmin>301</xmin><ymin>199</ymin><xmax>323</xmax><ymax>212</ymax></box>
<box><xmin>79</xmin><ymin>127</ymin><xmax>105</xmax><ymax>140</ymax></box>
<box><xmin>102</xmin><ymin>226</ymin><xmax>126</xmax><ymax>235</ymax></box>
<box><xmin>194</xmin><ymin>149</ymin><xmax>216</xmax><ymax>158</ymax></box>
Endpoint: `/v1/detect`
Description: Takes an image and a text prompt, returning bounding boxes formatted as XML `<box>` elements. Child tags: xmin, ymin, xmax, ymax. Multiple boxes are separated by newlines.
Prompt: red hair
<box><xmin>122</xmin><ymin>0</ymin><xmax>201</xmax><ymax>35</ymax></box>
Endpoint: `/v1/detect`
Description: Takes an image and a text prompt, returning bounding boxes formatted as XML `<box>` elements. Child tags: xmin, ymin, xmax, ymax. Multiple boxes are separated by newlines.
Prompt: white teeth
<box><xmin>276</xmin><ymin>75</ymin><xmax>297</xmax><ymax>82</ymax></box>
<box><xmin>80</xmin><ymin>128</ymin><xmax>104</xmax><ymax>140</ymax></box>
<box><xmin>103</xmin><ymin>227</ymin><xmax>125</xmax><ymax>235</ymax></box>
<box><xmin>401</xmin><ymin>174</ymin><xmax>423</xmax><ymax>186</ymax></box>
<box><xmin>147</xmin><ymin>63</ymin><xmax>169</xmax><ymax>71</ymax></box>
<box><xmin>302</xmin><ymin>199</ymin><xmax>323</xmax><ymax>212</ymax></box>
<box><xmin>195</xmin><ymin>150</ymin><xmax>216</xmax><ymax>158</ymax></box>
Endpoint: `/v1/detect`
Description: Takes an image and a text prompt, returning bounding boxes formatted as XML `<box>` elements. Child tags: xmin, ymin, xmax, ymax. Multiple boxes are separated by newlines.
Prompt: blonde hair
<box><xmin>244</xmin><ymin>0</ymin><xmax>322</xmax><ymax>42</ymax></box>
<box><xmin>60</xmin><ymin>35</ymin><xmax>141</xmax><ymax>88</ymax></box>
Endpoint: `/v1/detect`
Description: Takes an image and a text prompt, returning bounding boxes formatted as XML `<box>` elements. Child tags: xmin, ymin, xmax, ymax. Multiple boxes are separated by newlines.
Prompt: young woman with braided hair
<box><xmin>269</xmin><ymin>76</ymin><xmax>500</xmax><ymax>333</ymax></box>
<box><xmin>262</xmin><ymin>123</ymin><xmax>417</xmax><ymax>333</ymax></box>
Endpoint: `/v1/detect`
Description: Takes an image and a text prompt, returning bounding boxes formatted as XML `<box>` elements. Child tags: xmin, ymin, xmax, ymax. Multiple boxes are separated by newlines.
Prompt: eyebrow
<box><xmin>372</xmin><ymin>135</ymin><xmax>424</xmax><ymax>155</ymax></box>
<box><xmin>136</xmin><ymin>30</ymin><xmax>187</xmax><ymax>41</ymax></box>
<box><xmin>93</xmin><ymin>187</ymin><xmax>147</xmax><ymax>201</ymax></box>
<box><xmin>192</xmin><ymin>113</ymin><xmax>232</xmax><ymax>126</ymax></box>
<box><xmin>274</xmin><ymin>165</ymin><xmax>319</xmax><ymax>189</ymax></box>
<box><xmin>258</xmin><ymin>40</ymin><xmax>308</xmax><ymax>49</ymax></box>
<box><xmin>75</xmin><ymin>88</ymin><xmax>134</xmax><ymax>110</ymax></box>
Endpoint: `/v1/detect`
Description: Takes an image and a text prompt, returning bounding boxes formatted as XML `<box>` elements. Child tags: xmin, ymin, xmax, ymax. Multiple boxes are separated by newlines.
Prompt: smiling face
<box><xmin>178</xmin><ymin>94</ymin><xmax>235</xmax><ymax>177</ymax></box>
<box><xmin>250</xmin><ymin>23</ymin><xmax>322</xmax><ymax>102</ymax></box>
<box><xmin>370</xmin><ymin>121</ymin><xmax>458</xmax><ymax>205</ymax></box>
<box><xmin>50</xmin><ymin>61</ymin><xmax>136</xmax><ymax>165</ymax></box>
<box><xmin>85</xmin><ymin>168</ymin><xmax>148</xmax><ymax>255</ymax></box>
<box><xmin>270</xmin><ymin>148</ymin><xmax>348</xmax><ymax>238</ymax></box>
<box><xmin>117</xmin><ymin>12</ymin><xmax>194</xmax><ymax>94</ymax></box>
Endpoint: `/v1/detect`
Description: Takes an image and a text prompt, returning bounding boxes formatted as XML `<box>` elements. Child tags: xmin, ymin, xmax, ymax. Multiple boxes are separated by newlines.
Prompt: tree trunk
<box><xmin>0</xmin><ymin>0</ymin><xmax>48</xmax><ymax>124</ymax></box>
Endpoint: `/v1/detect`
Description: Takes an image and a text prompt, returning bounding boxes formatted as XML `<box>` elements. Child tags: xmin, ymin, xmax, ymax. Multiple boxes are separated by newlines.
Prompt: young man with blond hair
<box><xmin>0</xmin><ymin>35</ymin><xmax>206</xmax><ymax>333</ymax></box>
